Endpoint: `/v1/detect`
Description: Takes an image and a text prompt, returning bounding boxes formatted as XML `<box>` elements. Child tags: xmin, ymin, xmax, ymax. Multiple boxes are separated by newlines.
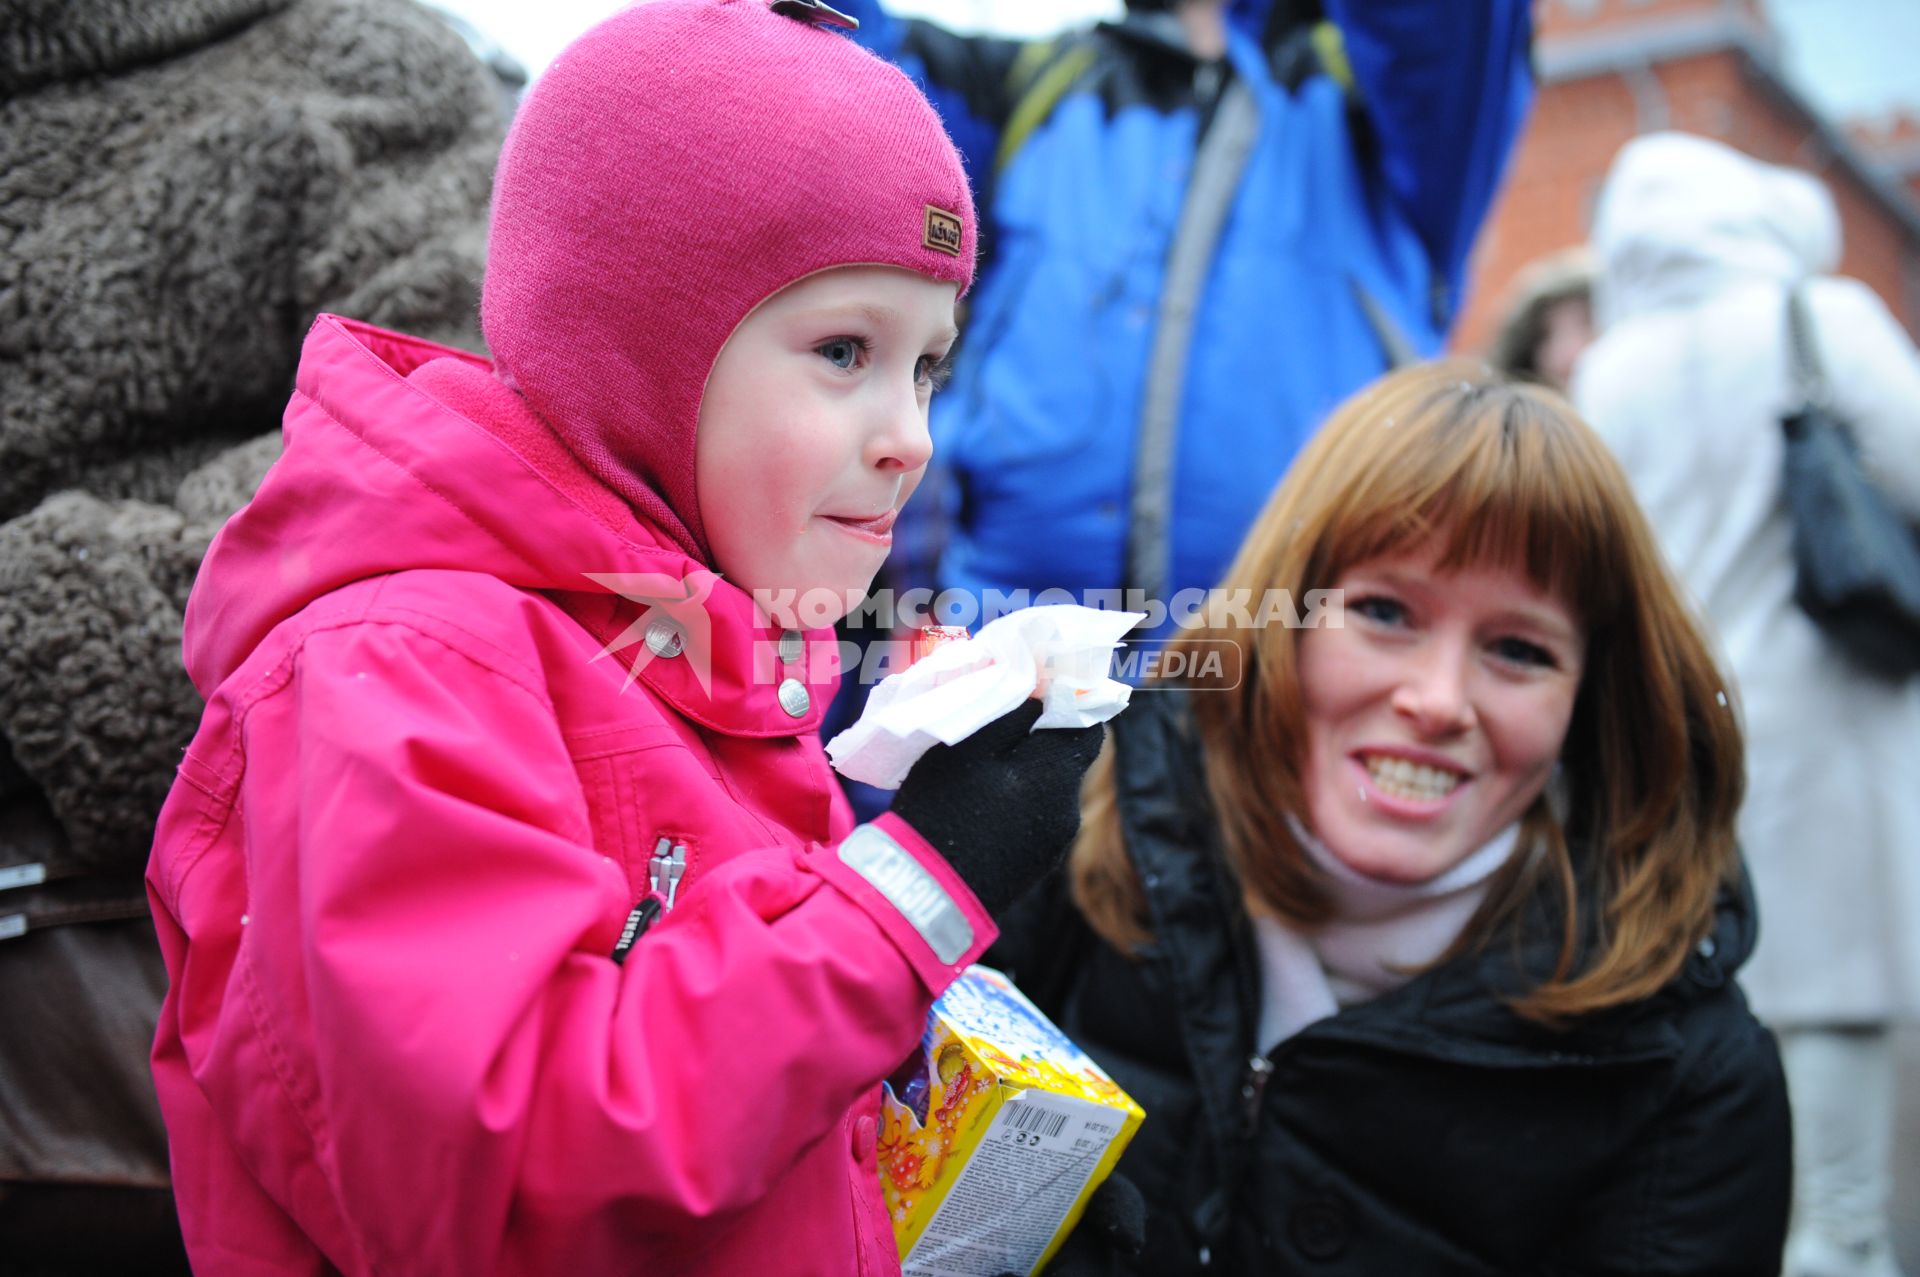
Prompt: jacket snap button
<box><xmin>852</xmin><ymin>1114</ymin><xmax>877</xmax><ymax>1166</ymax></box>
<box><xmin>644</xmin><ymin>619</ymin><xmax>685</xmax><ymax>658</ymax></box>
<box><xmin>1289</xmin><ymin>1195</ymin><xmax>1350</xmax><ymax>1261</ymax></box>
<box><xmin>777</xmin><ymin>678</ymin><xmax>811</xmax><ymax>718</ymax></box>
<box><xmin>778</xmin><ymin>629</ymin><xmax>805</xmax><ymax>664</ymax></box>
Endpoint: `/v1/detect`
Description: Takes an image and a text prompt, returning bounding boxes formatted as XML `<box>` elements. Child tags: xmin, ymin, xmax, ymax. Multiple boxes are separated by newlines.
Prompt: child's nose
<box><xmin>866</xmin><ymin>382</ymin><xmax>933</xmax><ymax>473</ymax></box>
<box><xmin>1390</xmin><ymin>641</ymin><xmax>1477</xmax><ymax>737</ymax></box>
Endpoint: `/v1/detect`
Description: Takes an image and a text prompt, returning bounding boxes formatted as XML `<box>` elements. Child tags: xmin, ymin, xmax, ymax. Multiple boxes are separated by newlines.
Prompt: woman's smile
<box><xmin>1351</xmin><ymin>748</ymin><xmax>1472</xmax><ymax>812</ymax></box>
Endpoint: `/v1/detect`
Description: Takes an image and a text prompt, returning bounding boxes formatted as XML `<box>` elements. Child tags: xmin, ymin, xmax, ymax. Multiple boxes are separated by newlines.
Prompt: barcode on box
<box><xmin>1005</xmin><ymin>1104</ymin><xmax>1068</xmax><ymax>1138</ymax></box>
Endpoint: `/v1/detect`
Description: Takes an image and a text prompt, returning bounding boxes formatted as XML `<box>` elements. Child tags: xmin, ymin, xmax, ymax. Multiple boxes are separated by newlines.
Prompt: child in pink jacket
<box><xmin>145</xmin><ymin>3</ymin><xmax>1102</xmax><ymax>1273</ymax></box>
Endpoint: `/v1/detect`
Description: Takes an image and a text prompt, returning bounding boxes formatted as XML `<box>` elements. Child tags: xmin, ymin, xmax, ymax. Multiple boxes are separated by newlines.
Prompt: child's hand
<box><xmin>891</xmin><ymin>701</ymin><xmax>1104</xmax><ymax>919</ymax></box>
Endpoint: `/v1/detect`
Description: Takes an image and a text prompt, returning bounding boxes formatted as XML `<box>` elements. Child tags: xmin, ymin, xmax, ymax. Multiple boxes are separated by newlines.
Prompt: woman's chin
<box><xmin>1326</xmin><ymin>836</ymin><xmax>1464</xmax><ymax>887</ymax></box>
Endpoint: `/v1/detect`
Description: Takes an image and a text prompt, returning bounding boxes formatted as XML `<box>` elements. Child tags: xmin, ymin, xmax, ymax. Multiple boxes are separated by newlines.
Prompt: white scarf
<box><xmin>1252</xmin><ymin>820</ymin><xmax>1522</xmax><ymax>1053</ymax></box>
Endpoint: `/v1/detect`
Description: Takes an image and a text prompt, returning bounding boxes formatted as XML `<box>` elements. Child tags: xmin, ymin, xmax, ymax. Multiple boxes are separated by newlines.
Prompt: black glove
<box><xmin>891</xmin><ymin>699</ymin><xmax>1105</xmax><ymax>918</ymax></box>
<box><xmin>990</xmin><ymin>1173</ymin><xmax>1148</xmax><ymax>1277</ymax></box>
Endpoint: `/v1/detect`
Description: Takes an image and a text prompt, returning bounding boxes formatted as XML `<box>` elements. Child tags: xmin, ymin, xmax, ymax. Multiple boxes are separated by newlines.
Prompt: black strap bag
<box><xmin>1779</xmin><ymin>286</ymin><xmax>1920</xmax><ymax>679</ymax></box>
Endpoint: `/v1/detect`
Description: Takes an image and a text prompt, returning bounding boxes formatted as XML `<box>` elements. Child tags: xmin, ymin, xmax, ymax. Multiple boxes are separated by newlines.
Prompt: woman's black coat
<box><xmin>989</xmin><ymin>693</ymin><xmax>1791</xmax><ymax>1276</ymax></box>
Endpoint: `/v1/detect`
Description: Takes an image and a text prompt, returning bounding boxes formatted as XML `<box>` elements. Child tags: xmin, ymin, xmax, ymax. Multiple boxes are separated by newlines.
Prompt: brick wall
<box><xmin>1851</xmin><ymin>112</ymin><xmax>1920</xmax><ymax>223</ymax></box>
<box><xmin>1451</xmin><ymin>0</ymin><xmax>1920</xmax><ymax>356</ymax></box>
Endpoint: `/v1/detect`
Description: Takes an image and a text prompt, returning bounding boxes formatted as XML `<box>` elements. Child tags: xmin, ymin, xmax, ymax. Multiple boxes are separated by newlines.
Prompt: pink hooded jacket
<box><xmin>147</xmin><ymin>317</ymin><xmax>997</xmax><ymax>1276</ymax></box>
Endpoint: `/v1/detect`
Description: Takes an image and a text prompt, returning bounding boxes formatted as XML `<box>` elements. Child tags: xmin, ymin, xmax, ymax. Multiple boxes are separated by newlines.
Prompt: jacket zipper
<box><xmin>649</xmin><ymin>837</ymin><xmax>688</xmax><ymax>910</ymax></box>
<box><xmin>611</xmin><ymin>838</ymin><xmax>688</xmax><ymax>965</ymax></box>
<box><xmin>1239</xmin><ymin>1053</ymin><xmax>1273</xmax><ymax>1133</ymax></box>
<box><xmin>1186</xmin><ymin>1053</ymin><xmax>1273</xmax><ymax>1264</ymax></box>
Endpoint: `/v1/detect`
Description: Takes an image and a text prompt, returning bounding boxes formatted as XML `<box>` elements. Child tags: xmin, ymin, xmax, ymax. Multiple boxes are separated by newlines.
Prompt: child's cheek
<box><xmin>760</xmin><ymin>433</ymin><xmax>816</xmax><ymax>469</ymax></box>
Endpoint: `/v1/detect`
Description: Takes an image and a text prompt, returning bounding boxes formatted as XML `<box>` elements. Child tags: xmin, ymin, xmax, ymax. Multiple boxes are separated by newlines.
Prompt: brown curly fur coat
<box><xmin>0</xmin><ymin>0</ymin><xmax>505</xmax><ymax>1248</ymax></box>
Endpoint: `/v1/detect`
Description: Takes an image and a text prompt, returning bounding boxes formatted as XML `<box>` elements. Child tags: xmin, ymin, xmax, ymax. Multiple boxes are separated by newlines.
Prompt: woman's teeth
<box><xmin>1363</xmin><ymin>755</ymin><xmax>1463</xmax><ymax>802</ymax></box>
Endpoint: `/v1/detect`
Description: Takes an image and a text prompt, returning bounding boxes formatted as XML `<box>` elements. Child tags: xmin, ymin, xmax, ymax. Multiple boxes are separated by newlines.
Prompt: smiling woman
<box><xmin>1297</xmin><ymin>548</ymin><xmax>1585</xmax><ymax>886</ymax></box>
<box><xmin>986</xmin><ymin>361</ymin><xmax>1792</xmax><ymax>1275</ymax></box>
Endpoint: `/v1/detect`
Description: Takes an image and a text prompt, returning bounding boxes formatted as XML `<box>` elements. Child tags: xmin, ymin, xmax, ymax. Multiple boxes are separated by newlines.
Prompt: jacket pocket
<box><xmin>567</xmin><ymin>727</ymin><xmax>727</xmax><ymax>913</ymax></box>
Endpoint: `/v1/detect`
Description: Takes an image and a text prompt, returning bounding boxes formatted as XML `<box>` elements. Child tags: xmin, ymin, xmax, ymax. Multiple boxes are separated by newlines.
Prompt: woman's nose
<box><xmin>1390</xmin><ymin>641</ymin><xmax>1477</xmax><ymax>736</ymax></box>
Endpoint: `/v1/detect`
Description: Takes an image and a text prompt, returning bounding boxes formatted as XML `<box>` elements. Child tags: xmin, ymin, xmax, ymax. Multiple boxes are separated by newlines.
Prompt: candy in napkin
<box><xmin>825</xmin><ymin>605</ymin><xmax>1144</xmax><ymax>789</ymax></box>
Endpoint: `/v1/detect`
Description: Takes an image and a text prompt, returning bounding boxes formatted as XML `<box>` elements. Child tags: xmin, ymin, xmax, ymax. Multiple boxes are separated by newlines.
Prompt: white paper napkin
<box><xmin>825</xmin><ymin>605</ymin><xmax>1145</xmax><ymax>789</ymax></box>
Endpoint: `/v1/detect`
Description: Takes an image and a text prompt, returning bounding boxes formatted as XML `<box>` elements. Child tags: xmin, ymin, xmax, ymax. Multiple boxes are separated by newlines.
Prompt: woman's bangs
<box><xmin>1321</xmin><ymin>391</ymin><xmax>1625</xmax><ymax>620</ymax></box>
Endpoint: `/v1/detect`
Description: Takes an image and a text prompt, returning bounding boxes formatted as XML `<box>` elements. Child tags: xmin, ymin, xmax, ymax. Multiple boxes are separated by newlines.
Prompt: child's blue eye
<box><xmin>818</xmin><ymin>337</ymin><xmax>864</xmax><ymax>369</ymax></box>
<box><xmin>916</xmin><ymin>353</ymin><xmax>954</xmax><ymax>392</ymax></box>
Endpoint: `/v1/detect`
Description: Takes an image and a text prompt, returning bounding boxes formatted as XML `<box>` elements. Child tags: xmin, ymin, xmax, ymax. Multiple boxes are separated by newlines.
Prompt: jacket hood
<box><xmin>1591</xmin><ymin>132</ymin><xmax>1840</xmax><ymax>329</ymax></box>
<box><xmin>183</xmin><ymin>316</ymin><xmax>838</xmax><ymax>734</ymax></box>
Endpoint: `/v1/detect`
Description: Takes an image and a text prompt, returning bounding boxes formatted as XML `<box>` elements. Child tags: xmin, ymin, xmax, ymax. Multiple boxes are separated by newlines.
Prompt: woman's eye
<box><xmin>1350</xmin><ymin>595</ymin><xmax>1407</xmax><ymax>627</ymax></box>
<box><xmin>818</xmin><ymin>337</ymin><xmax>864</xmax><ymax>370</ymax></box>
<box><xmin>916</xmin><ymin>353</ymin><xmax>954</xmax><ymax>392</ymax></box>
<box><xmin>1491</xmin><ymin>636</ymin><xmax>1556</xmax><ymax>668</ymax></box>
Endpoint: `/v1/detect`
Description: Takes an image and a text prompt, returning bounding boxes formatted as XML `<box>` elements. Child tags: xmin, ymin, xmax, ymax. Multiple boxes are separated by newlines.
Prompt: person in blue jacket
<box><xmin>834</xmin><ymin>0</ymin><xmax>1532</xmax><ymax>624</ymax></box>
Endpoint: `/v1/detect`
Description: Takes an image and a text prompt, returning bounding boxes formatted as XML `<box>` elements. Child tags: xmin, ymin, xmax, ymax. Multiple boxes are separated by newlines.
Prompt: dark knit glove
<box><xmin>891</xmin><ymin>700</ymin><xmax>1105</xmax><ymax>918</ymax></box>
<box><xmin>991</xmin><ymin>1173</ymin><xmax>1148</xmax><ymax>1277</ymax></box>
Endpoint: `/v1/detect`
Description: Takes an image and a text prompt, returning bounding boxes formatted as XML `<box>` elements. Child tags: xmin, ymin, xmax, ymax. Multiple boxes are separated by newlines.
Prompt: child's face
<box><xmin>696</xmin><ymin>267</ymin><xmax>959</xmax><ymax>626</ymax></box>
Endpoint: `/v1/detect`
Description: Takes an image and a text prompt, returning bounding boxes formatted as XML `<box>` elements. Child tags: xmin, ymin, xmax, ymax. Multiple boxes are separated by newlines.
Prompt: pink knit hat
<box><xmin>481</xmin><ymin>0</ymin><xmax>977</xmax><ymax>559</ymax></box>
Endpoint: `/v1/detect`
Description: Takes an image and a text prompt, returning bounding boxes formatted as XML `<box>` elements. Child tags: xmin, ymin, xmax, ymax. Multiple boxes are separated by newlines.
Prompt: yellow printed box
<box><xmin>877</xmin><ymin>964</ymin><xmax>1145</xmax><ymax>1277</ymax></box>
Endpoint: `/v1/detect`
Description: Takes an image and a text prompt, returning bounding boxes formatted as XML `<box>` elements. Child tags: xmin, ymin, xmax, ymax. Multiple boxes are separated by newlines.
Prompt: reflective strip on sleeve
<box><xmin>838</xmin><ymin>824</ymin><xmax>974</xmax><ymax>965</ymax></box>
<box><xmin>0</xmin><ymin>863</ymin><xmax>46</xmax><ymax>892</ymax></box>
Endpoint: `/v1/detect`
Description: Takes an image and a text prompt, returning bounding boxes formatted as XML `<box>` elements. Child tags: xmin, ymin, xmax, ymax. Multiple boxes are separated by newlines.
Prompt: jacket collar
<box><xmin>550</xmin><ymin>581</ymin><xmax>841</xmax><ymax>740</ymax></box>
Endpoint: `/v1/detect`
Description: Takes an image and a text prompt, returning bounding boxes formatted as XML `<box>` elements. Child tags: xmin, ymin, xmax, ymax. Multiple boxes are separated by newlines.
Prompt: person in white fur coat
<box><xmin>1576</xmin><ymin>130</ymin><xmax>1920</xmax><ymax>1277</ymax></box>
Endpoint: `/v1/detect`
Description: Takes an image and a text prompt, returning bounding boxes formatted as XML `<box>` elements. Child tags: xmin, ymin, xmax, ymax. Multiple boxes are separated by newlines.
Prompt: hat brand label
<box><xmin>923</xmin><ymin>206</ymin><xmax>963</xmax><ymax>257</ymax></box>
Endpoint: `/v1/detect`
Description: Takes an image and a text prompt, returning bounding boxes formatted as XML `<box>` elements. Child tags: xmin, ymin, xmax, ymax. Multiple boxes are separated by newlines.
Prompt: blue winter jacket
<box><xmin>838</xmin><ymin>0</ymin><xmax>1532</xmax><ymax>614</ymax></box>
